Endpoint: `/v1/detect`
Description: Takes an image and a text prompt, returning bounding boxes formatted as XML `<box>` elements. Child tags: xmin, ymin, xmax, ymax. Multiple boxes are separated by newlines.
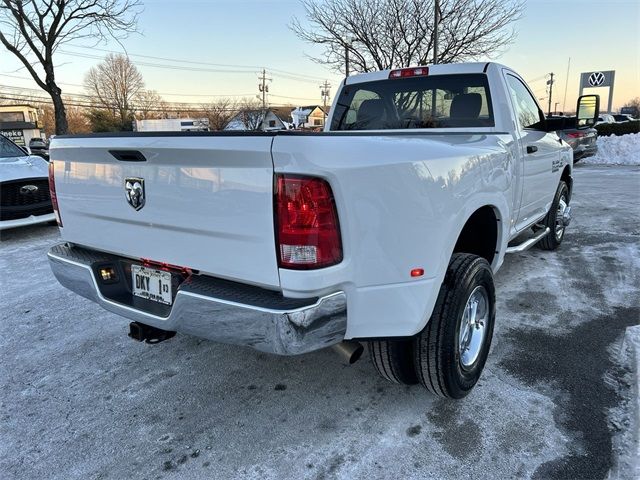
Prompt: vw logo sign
<box><xmin>124</xmin><ymin>177</ymin><xmax>145</xmax><ymax>211</ymax></box>
<box><xmin>20</xmin><ymin>184</ymin><xmax>39</xmax><ymax>194</ymax></box>
<box><xmin>588</xmin><ymin>72</ymin><xmax>605</xmax><ymax>87</ymax></box>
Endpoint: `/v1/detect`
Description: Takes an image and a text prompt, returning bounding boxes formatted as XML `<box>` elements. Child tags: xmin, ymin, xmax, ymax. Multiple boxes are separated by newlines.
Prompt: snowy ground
<box><xmin>1</xmin><ymin>165</ymin><xmax>639</xmax><ymax>480</ymax></box>
<box><xmin>581</xmin><ymin>132</ymin><xmax>640</xmax><ymax>165</ymax></box>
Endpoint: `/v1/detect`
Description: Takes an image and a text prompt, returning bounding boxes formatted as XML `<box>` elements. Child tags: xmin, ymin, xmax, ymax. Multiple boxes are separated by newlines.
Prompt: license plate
<box><xmin>131</xmin><ymin>265</ymin><xmax>173</xmax><ymax>305</ymax></box>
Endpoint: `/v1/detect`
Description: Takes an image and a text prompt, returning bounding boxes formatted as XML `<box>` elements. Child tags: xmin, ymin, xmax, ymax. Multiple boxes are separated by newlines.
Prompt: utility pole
<box><xmin>320</xmin><ymin>81</ymin><xmax>331</xmax><ymax>111</ymax></box>
<box><xmin>258</xmin><ymin>69</ymin><xmax>271</xmax><ymax>110</ymax></box>
<box><xmin>433</xmin><ymin>0</ymin><xmax>441</xmax><ymax>64</ymax></box>
<box><xmin>546</xmin><ymin>72</ymin><xmax>554</xmax><ymax>116</ymax></box>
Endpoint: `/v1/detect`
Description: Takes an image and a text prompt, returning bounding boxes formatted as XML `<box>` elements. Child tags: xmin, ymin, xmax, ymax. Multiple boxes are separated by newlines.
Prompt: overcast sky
<box><xmin>0</xmin><ymin>0</ymin><xmax>638</xmax><ymax>111</ymax></box>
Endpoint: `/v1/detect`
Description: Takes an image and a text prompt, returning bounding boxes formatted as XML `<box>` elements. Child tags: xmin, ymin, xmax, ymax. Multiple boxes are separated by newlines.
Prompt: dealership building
<box><xmin>0</xmin><ymin>105</ymin><xmax>43</xmax><ymax>147</ymax></box>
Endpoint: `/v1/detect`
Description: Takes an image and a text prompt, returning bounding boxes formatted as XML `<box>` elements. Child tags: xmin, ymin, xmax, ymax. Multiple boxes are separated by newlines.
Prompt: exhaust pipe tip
<box><xmin>332</xmin><ymin>341</ymin><xmax>364</xmax><ymax>365</ymax></box>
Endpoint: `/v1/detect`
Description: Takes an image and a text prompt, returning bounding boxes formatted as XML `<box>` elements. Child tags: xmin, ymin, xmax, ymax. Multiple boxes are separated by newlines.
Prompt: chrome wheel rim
<box><xmin>458</xmin><ymin>286</ymin><xmax>489</xmax><ymax>370</ymax></box>
<box><xmin>556</xmin><ymin>195</ymin><xmax>568</xmax><ymax>241</ymax></box>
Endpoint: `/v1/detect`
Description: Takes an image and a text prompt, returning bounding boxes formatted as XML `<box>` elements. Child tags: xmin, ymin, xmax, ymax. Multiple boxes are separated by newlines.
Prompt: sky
<box><xmin>0</xmin><ymin>0</ymin><xmax>638</xmax><ymax>112</ymax></box>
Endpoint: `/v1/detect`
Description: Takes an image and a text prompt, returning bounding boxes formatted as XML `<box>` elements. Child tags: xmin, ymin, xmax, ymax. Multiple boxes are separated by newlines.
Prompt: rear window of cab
<box><xmin>330</xmin><ymin>73</ymin><xmax>494</xmax><ymax>131</ymax></box>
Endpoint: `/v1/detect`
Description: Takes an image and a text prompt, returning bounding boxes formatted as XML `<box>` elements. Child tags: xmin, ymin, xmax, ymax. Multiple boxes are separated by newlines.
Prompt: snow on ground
<box><xmin>582</xmin><ymin>132</ymin><xmax>640</xmax><ymax>165</ymax></box>
<box><xmin>1</xmin><ymin>166</ymin><xmax>639</xmax><ymax>480</ymax></box>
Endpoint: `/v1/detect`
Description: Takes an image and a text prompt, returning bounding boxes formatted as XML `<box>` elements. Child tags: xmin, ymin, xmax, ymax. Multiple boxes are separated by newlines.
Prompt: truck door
<box><xmin>504</xmin><ymin>73</ymin><xmax>559</xmax><ymax>231</ymax></box>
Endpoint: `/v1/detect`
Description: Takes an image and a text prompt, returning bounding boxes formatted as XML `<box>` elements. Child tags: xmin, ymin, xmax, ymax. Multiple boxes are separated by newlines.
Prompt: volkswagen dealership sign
<box><xmin>579</xmin><ymin>70</ymin><xmax>615</xmax><ymax>113</ymax></box>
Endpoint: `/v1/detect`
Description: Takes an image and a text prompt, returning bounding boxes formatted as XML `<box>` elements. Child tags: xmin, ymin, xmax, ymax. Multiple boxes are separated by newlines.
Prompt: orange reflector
<box><xmin>411</xmin><ymin>268</ymin><xmax>424</xmax><ymax>277</ymax></box>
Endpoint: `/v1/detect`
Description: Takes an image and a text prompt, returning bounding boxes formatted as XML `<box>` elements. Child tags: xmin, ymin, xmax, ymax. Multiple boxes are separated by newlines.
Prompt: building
<box><xmin>225</xmin><ymin>108</ymin><xmax>293</xmax><ymax>132</ymax></box>
<box><xmin>134</xmin><ymin>118</ymin><xmax>210</xmax><ymax>132</ymax></box>
<box><xmin>0</xmin><ymin>105</ymin><xmax>42</xmax><ymax>146</ymax></box>
<box><xmin>291</xmin><ymin>106</ymin><xmax>328</xmax><ymax>129</ymax></box>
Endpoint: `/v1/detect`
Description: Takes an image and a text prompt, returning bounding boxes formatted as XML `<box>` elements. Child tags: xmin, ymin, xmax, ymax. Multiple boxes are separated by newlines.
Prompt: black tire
<box><xmin>414</xmin><ymin>253</ymin><xmax>495</xmax><ymax>399</ymax></box>
<box><xmin>538</xmin><ymin>180</ymin><xmax>569</xmax><ymax>251</ymax></box>
<box><xmin>368</xmin><ymin>339</ymin><xmax>418</xmax><ymax>385</ymax></box>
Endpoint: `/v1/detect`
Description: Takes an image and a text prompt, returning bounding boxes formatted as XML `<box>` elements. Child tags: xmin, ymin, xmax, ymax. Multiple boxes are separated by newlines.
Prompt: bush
<box><xmin>595</xmin><ymin>120</ymin><xmax>640</xmax><ymax>137</ymax></box>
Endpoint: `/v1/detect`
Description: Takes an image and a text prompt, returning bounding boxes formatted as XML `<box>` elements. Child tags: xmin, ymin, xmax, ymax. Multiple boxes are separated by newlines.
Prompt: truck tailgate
<box><xmin>50</xmin><ymin>134</ymin><xmax>280</xmax><ymax>288</ymax></box>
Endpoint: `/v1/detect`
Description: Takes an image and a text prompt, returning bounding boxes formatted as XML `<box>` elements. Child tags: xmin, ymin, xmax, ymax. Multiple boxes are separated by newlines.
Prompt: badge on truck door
<box><xmin>124</xmin><ymin>177</ymin><xmax>145</xmax><ymax>211</ymax></box>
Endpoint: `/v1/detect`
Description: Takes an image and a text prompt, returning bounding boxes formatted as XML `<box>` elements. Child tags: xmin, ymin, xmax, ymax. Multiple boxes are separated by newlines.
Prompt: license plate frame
<box><xmin>131</xmin><ymin>265</ymin><xmax>173</xmax><ymax>306</ymax></box>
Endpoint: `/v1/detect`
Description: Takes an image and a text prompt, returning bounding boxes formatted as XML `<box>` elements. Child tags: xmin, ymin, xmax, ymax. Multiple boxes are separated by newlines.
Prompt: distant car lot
<box><xmin>0</xmin><ymin>165</ymin><xmax>638</xmax><ymax>480</ymax></box>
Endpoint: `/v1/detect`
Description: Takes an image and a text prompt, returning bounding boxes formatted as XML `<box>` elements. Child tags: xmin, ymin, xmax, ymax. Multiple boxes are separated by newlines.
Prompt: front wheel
<box><xmin>413</xmin><ymin>253</ymin><xmax>496</xmax><ymax>399</ymax></box>
<box><xmin>538</xmin><ymin>180</ymin><xmax>570</xmax><ymax>250</ymax></box>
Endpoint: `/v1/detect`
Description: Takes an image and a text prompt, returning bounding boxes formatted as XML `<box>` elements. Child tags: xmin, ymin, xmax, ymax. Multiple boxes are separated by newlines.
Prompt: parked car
<box><xmin>47</xmin><ymin>62</ymin><xmax>599</xmax><ymax>399</ymax></box>
<box><xmin>613</xmin><ymin>114</ymin><xmax>635</xmax><ymax>123</ymax></box>
<box><xmin>0</xmin><ymin>134</ymin><xmax>55</xmax><ymax>230</ymax></box>
<box><xmin>596</xmin><ymin>113</ymin><xmax>616</xmax><ymax>125</ymax></box>
<box><xmin>555</xmin><ymin>116</ymin><xmax>598</xmax><ymax>162</ymax></box>
<box><xmin>28</xmin><ymin>137</ymin><xmax>50</xmax><ymax>160</ymax></box>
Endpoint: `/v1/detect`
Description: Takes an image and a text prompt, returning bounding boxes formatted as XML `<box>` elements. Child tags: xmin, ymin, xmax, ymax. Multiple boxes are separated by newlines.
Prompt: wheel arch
<box><xmin>452</xmin><ymin>205</ymin><xmax>502</xmax><ymax>268</ymax></box>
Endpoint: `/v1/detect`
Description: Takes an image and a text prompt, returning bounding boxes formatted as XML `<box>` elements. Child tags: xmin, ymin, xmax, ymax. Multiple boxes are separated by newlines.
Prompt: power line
<box><xmin>0</xmin><ymin>92</ymin><xmax>303</xmax><ymax>112</ymax></box>
<box><xmin>66</xmin><ymin>44</ymin><xmax>329</xmax><ymax>82</ymax></box>
<box><xmin>526</xmin><ymin>75</ymin><xmax>547</xmax><ymax>84</ymax></box>
<box><xmin>0</xmin><ymin>82</ymin><xmax>320</xmax><ymax>105</ymax></box>
<box><xmin>60</xmin><ymin>47</ymin><xmax>328</xmax><ymax>84</ymax></box>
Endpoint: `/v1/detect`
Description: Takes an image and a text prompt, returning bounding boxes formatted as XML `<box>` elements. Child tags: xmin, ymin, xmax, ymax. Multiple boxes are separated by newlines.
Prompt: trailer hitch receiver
<box><xmin>128</xmin><ymin>322</ymin><xmax>176</xmax><ymax>344</ymax></box>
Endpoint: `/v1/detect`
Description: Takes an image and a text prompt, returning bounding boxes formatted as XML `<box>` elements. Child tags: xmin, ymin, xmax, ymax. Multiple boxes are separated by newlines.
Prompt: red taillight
<box><xmin>275</xmin><ymin>174</ymin><xmax>342</xmax><ymax>269</ymax></box>
<box><xmin>566</xmin><ymin>132</ymin><xmax>585</xmax><ymax>138</ymax></box>
<box><xmin>389</xmin><ymin>67</ymin><xmax>429</xmax><ymax>79</ymax></box>
<box><xmin>48</xmin><ymin>161</ymin><xmax>62</xmax><ymax>227</ymax></box>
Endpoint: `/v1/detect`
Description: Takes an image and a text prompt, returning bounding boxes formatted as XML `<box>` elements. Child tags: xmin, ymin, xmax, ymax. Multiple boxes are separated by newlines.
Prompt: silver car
<box><xmin>0</xmin><ymin>134</ymin><xmax>55</xmax><ymax>230</ymax></box>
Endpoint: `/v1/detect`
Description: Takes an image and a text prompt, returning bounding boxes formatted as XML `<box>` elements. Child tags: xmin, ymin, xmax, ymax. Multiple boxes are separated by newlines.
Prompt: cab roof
<box><xmin>344</xmin><ymin>62</ymin><xmax>507</xmax><ymax>85</ymax></box>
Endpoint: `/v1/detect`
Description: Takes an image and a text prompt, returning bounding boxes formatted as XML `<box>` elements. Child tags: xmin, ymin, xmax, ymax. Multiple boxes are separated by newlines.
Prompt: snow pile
<box><xmin>582</xmin><ymin>132</ymin><xmax>640</xmax><ymax>165</ymax></box>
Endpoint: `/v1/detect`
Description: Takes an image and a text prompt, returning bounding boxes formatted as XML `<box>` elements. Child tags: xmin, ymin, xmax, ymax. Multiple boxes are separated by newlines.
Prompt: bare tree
<box><xmin>0</xmin><ymin>0</ymin><xmax>141</xmax><ymax>134</ymax></box>
<box><xmin>84</xmin><ymin>53</ymin><xmax>144</xmax><ymax>127</ymax></box>
<box><xmin>134</xmin><ymin>89</ymin><xmax>165</xmax><ymax>120</ymax></box>
<box><xmin>200</xmin><ymin>98</ymin><xmax>238</xmax><ymax>131</ymax></box>
<box><xmin>235</xmin><ymin>99</ymin><xmax>264</xmax><ymax>131</ymax></box>
<box><xmin>291</xmin><ymin>0</ymin><xmax>524</xmax><ymax>73</ymax></box>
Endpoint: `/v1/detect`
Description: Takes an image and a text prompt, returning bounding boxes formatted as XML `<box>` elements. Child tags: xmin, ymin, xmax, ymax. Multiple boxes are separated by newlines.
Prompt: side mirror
<box><xmin>576</xmin><ymin>94</ymin><xmax>599</xmax><ymax>129</ymax></box>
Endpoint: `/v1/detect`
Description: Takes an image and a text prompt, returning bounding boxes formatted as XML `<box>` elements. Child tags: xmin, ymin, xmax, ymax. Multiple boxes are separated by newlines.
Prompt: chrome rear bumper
<box><xmin>48</xmin><ymin>243</ymin><xmax>347</xmax><ymax>355</ymax></box>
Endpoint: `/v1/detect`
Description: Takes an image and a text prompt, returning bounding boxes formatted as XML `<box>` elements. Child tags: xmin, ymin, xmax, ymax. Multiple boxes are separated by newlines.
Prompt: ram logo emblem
<box><xmin>124</xmin><ymin>177</ymin><xmax>145</xmax><ymax>211</ymax></box>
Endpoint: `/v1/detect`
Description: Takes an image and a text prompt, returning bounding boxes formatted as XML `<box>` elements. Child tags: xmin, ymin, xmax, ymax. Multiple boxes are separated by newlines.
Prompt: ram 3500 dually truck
<box><xmin>48</xmin><ymin>63</ymin><xmax>599</xmax><ymax>399</ymax></box>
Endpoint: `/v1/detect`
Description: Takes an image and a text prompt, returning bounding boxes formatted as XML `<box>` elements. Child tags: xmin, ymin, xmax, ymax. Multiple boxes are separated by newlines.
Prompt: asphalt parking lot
<box><xmin>1</xmin><ymin>164</ymin><xmax>638</xmax><ymax>480</ymax></box>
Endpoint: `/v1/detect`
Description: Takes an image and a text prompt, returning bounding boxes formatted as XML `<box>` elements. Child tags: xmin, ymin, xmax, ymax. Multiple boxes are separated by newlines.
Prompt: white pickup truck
<box><xmin>48</xmin><ymin>62</ymin><xmax>599</xmax><ymax>399</ymax></box>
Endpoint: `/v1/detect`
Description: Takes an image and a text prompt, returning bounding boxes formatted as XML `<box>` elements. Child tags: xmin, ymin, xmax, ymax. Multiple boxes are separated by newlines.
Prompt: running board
<box><xmin>506</xmin><ymin>227</ymin><xmax>551</xmax><ymax>254</ymax></box>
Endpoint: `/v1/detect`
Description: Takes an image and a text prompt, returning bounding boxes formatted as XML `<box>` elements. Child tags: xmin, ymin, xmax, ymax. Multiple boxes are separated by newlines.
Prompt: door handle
<box><xmin>526</xmin><ymin>145</ymin><xmax>538</xmax><ymax>154</ymax></box>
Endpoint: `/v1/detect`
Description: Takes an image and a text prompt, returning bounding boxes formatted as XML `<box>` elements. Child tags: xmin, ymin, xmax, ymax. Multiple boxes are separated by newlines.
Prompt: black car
<box><xmin>554</xmin><ymin>116</ymin><xmax>598</xmax><ymax>162</ymax></box>
<box><xmin>29</xmin><ymin>137</ymin><xmax>50</xmax><ymax>160</ymax></box>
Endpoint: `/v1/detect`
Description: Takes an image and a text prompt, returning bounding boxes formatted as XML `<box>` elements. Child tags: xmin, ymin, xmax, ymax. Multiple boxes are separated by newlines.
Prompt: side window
<box><xmin>506</xmin><ymin>75</ymin><xmax>543</xmax><ymax>129</ymax></box>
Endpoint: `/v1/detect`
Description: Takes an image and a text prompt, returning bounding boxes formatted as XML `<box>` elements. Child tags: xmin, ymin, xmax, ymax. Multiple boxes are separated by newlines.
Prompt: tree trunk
<box><xmin>46</xmin><ymin>77</ymin><xmax>68</xmax><ymax>135</ymax></box>
<box><xmin>50</xmin><ymin>92</ymin><xmax>68</xmax><ymax>135</ymax></box>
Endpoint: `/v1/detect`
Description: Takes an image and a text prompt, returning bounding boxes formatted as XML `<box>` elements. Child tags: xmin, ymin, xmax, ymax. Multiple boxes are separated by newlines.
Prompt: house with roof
<box><xmin>291</xmin><ymin>106</ymin><xmax>328</xmax><ymax>129</ymax></box>
<box><xmin>0</xmin><ymin>104</ymin><xmax>43</xmax><ymax>146</ymax></box>
<box><xmin>225</xmin><ymin>107</ymin><xmax>293</xmax><ymax>132</ymax></box>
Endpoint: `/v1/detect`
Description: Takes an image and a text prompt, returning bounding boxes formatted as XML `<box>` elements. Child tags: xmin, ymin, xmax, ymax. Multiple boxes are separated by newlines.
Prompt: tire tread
<box><xmin>414</xmin><ymin>253</ymin><xmax>490</xmax><ymax>398</ymax></box>
<box><xmin>369</xmin><ymin>339</ymin><xmax>417</xmax><ymax>385</ymax></box>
